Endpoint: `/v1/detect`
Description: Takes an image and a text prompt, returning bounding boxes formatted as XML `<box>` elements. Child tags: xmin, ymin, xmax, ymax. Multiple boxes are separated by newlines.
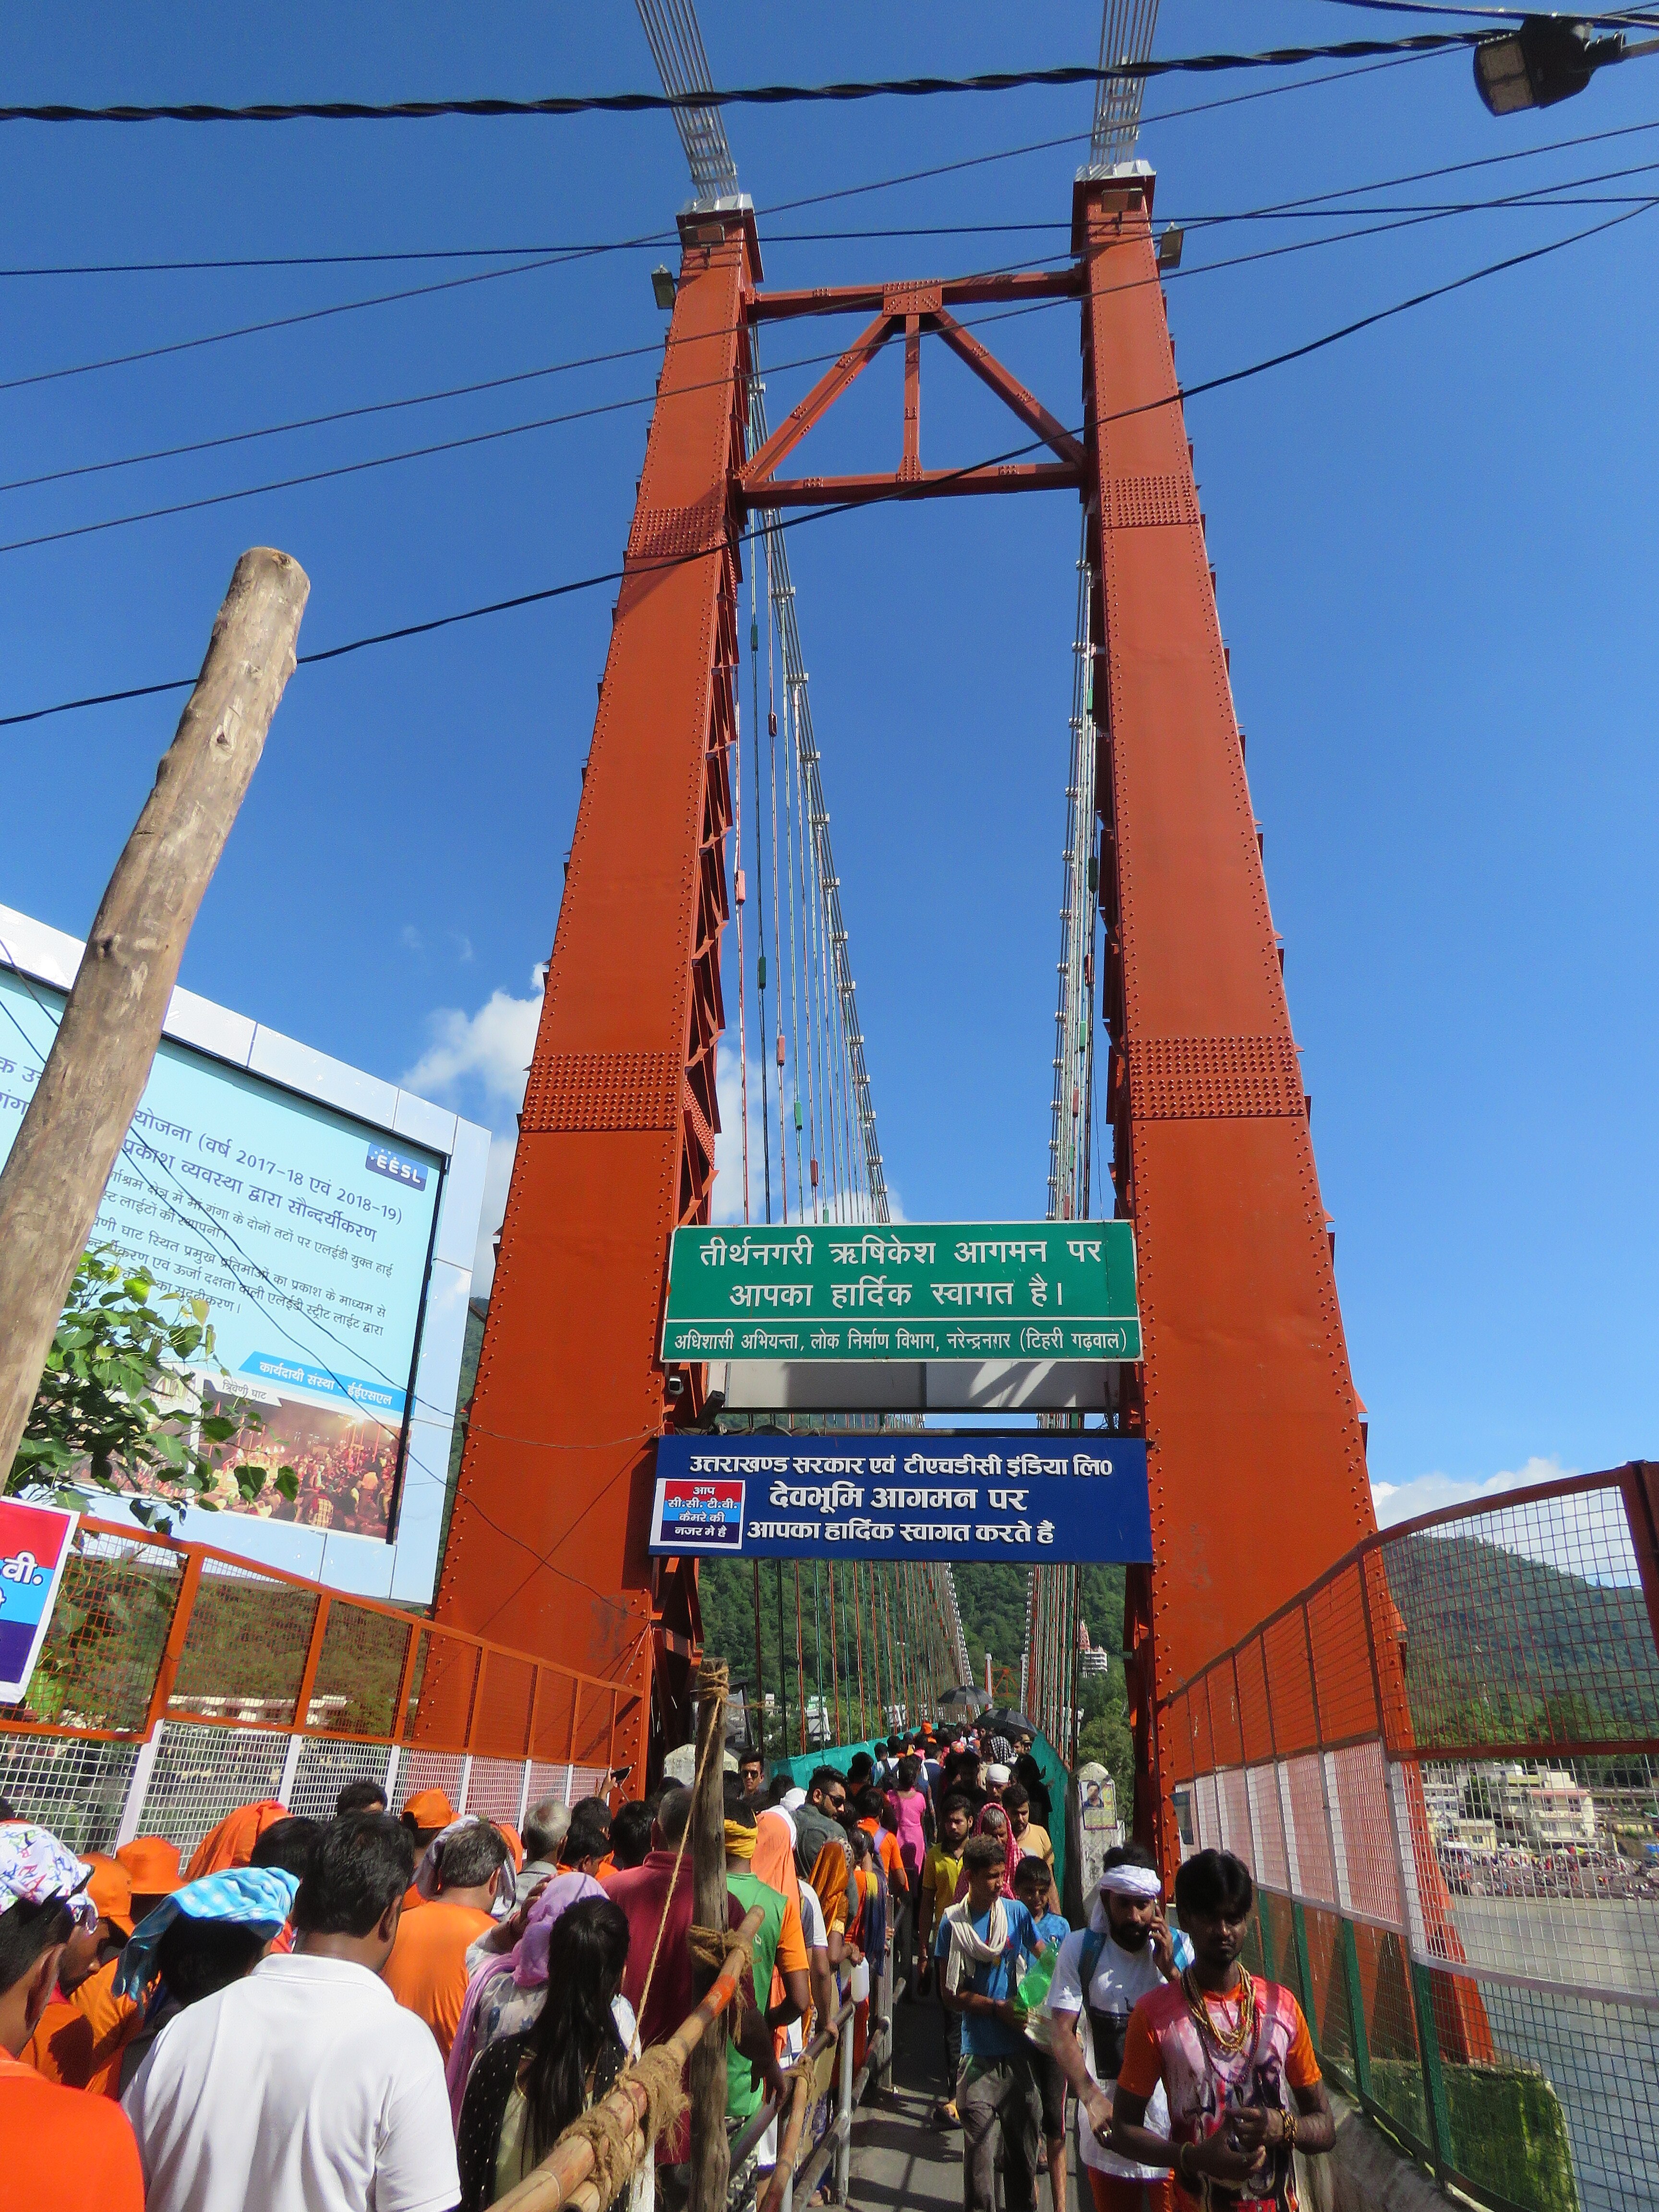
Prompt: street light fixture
<box><xmin>1473</xmin><ymin>14</ymin><xmax>1652</xmax><ymax>115</ymax></box>
<box><xmin>651</xmin><ymin>264</ymin><xmax>676</xmax><ymax>311</ymax></box>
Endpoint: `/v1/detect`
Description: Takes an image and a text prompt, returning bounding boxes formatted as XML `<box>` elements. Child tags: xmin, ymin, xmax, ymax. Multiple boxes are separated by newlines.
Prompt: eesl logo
<box><xmin>365</xmin><ymin>1144</ymin><xmax>428</xmax><ymax>1191</ymax></box>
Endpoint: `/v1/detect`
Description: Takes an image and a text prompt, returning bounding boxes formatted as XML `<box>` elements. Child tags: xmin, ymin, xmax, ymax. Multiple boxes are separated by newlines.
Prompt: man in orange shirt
<box><xmin>184</xmin><ymin>1798</ymin><xmax>287</xmax><ymax>1879</ymax></box>
<box><xmin>1110</xmin><ymin>1851</ymin><xmax>1333</xmax><ymax>2210</ymax></box>
<box><xmin>383</xmin><ymin>1815</ymin><xmax>510</xmax><ymax>2056</ymax></box>
<box><xmin>0</xmin><ymin>1823</ymin><xmax>143</xmax><ymax>2209</ymax></box>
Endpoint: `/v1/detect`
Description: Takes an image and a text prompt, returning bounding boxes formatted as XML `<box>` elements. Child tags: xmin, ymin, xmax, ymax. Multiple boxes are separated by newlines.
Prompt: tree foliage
<box><xmin>9</xmin><ymin>1250</ymin><xmax>296</xmax><ymax>1530</ymax></box>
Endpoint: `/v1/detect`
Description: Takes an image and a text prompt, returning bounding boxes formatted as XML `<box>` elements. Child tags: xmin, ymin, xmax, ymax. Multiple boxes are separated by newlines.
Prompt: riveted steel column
<box><xmin>1076</xmin><ymin>175</ymin><xmax>1373</xmax><ymax>1870</ymax></box>
<box><xmin>433</xmin><ymin>207</ymin><xmax>760</xmax><ymax>1788</ymax></box>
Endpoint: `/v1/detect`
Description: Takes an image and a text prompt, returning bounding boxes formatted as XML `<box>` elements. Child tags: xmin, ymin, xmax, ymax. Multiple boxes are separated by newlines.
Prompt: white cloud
<box><xmin>711</xmin><ymin>1038</ymin><xmax>899</xmax><ymax>1225</ymax></box>
<box><xmin>404</xmin><ymin>970</ymin><xmax>543</xmax><ymax>1108</ymax></box>
<box><xmin>1370</xmin><ymin>1454</ymin><xmax>1577</xmax><ymax>1530</ymax></box>
<box><xmin>400</xmin><ymin>924</ymin><xmax>423</xmax><ymax>954</ymax></box>
<box><xmin>407</xmin><ymin>1002</ymin><xmax>895</xmax><ymax>1287</ymax></box>
<box><xmin>404</xmin><ymin>972</ymin><xmax>543</xmax><ymax>1288</ymax></box>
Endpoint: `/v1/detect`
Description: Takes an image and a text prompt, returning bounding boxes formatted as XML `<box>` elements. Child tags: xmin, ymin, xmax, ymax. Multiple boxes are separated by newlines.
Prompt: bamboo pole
<box><xmin>493</xmin><ymin>1903</ymin><xmax>765</xmax><ymax>2212</ymax></box>
<box><xmin>688</xmin><ymin>1658</ymin><xmax>730</xmax><ymax>2212</ymax></box>
<box><xmin>0</xmin><ymin>548</ymin><xmax>309</xmax><ymax>1481</ymax></box>
<box><xmin>757</xmin><ymin>2061</ymin><xmax>812</xmax><ymax>2212</ymax></box>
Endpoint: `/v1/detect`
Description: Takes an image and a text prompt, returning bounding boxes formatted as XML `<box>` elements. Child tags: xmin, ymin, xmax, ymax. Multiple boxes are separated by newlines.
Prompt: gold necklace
<box><xmin>1181</xmin><ymin>1966</ymin><xmax>1256</xmax><ymax>2058</ymax></box>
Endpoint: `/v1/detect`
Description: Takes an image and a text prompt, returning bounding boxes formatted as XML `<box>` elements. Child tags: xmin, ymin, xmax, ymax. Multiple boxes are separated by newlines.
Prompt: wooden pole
<box><xmin>0</xmin><ymin>547</ymin><xmax>309</xmax><ymax>1483</ymax></box>
<box><xmin>688</xmin><ymin>1657</ymin><xmax>731</xmax><ymax>2212</ymax></box>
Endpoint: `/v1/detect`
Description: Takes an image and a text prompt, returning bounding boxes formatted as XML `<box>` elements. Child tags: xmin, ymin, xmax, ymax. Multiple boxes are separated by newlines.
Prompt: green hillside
<box><xmin>1388</xmin><ymin>1527</ymin><xmax>1658</xmax><ymax>1748</ymax></box>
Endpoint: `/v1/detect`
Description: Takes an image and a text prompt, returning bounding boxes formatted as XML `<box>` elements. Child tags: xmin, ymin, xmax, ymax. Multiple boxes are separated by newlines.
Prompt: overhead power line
<box><xmin>0</xmin><ymin>48</ymin><xmax>1460</xmax><ymax>286</ymax></box>
<box><xmin>4</xmin><ymin>190</ymin><xmax>1651</xmax><ymax>733</ymax></box>
<box><xmin>0</xmin><ymin>34</ymin><xmax>1548</xmax><ymax>128</ymax></box>
<box><xmin>10</xmin><ymin>125</ymin><xmax>1658</xmax><ymax>520</ymax></box>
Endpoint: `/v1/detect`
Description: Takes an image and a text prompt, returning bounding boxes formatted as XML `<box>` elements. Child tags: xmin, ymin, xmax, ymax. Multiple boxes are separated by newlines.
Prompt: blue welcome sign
<box><xmin>649</xmin><ymin>1432</ymin><xmax>1151</xmax><ymax>1563</ymax></box>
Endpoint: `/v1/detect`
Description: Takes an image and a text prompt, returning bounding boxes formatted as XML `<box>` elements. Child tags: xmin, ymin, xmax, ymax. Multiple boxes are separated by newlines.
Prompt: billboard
<box><xmin>649</xmin><ymin>1433</ymin><xmax>1153</xmax><ymax>1563</ymax></box>
<box><xmin>0</xmin><ymin>903</ymin><xmax>488</xmax><ymax>1605</ymax></box>
<box><xmin>0</xmin><ymin>1497</ymin><xmax>77</xmax><ymax>1701</ymax></box>
<box><xmin>662</xmin><ymin>1222</ymin><xmax>1141</xmax><ymax>1364</ymax></box>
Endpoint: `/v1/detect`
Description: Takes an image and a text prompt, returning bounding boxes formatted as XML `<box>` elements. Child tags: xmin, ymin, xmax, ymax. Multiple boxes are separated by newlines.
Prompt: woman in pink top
<box><xmin>884</xmin><ymin>1753</ymin><xmax>929</xmax><ymax>1995</ymax></box>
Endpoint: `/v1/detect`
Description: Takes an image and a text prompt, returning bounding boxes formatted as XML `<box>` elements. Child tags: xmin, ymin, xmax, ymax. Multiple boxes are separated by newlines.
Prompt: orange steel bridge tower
<box><xmin>434</xmin><ymin>173</ymin><xmax>1376</xmax><ymax>1842</ymax></box>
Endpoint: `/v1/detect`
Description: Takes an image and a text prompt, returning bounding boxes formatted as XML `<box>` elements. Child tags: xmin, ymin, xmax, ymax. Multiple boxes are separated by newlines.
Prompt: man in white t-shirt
<box><xmin>1047</xmin><ymin>1845</ymin><xmax>1191</xmax><ymax>2212</ymax></box>
<box><xmin>124</xmin><ymin>1814</ymin><xmax>459</xmax><ymax>2212</ymax></box>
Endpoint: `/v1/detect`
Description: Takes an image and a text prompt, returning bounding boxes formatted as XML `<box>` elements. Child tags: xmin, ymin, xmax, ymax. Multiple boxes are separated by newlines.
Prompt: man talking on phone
<box><xmin>1046</xmin><ymin>1844</ymin><xmax>1191</xmax><ymax>2212</ymax></box>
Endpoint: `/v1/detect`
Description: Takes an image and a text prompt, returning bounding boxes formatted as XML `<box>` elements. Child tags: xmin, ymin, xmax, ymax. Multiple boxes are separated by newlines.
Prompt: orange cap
<box><xmin>401</xmin><ymin>1788</ymin><xmax>455</xmax><ymax>1829</ymax></box>
<box><xmin>116</xmin><ymin>1835</ymin><xmax>180</xmax><ymax>1896</ymax></box>
<box><xmin>495</xmin><ymin>1822</ymin><xmax>525</xmax><ymax>1872</ymax></box>
<box><xmin>82</xmin><ymin>1852</ymin><xmax>135</xmax><ymax>1935</ymax></box>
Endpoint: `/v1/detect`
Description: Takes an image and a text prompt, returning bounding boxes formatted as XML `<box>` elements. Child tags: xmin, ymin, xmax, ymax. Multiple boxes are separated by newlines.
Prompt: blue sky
<box><xmin>1</xmin><ymin>5</ymin><xmax>1655</xmax><ymax>1528</ymax></box>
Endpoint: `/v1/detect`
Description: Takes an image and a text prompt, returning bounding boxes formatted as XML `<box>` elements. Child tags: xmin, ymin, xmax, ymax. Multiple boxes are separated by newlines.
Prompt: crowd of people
<box><xmin>0</xmin><ymin>1722</ymin><xmax>1334</xmax><ymax>2212</ymax></box>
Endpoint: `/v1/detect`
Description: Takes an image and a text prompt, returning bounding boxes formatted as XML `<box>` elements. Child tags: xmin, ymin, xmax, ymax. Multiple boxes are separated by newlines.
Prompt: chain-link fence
<box><xmin>0</xmin><ymin>1515</ymin><xmax>635</xmax><ymax>1861</ymax></box>
<box><xmin>1164</xmin><ymin>1463</ymin><xmax>1659</xmax><ymax>2212</ymax></box>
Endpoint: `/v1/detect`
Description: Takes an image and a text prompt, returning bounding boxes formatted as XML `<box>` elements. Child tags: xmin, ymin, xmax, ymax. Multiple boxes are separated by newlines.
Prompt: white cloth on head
<box><xmin>121</xmin><ymin>1950</ymin><xmax>459</xmax><ymax>2212</ymax></box>
<box><xmin>986</xmin><ymin>1764</ymin><xmax>1011</xmax><ymax>1789</ymax></box>
<box><xmin>1099</xmin><ymin>1864</ymin><xmax>1163</xmax><ymax>1899</ymax></box>
<box><xmin>781</xmin><ymin>1787</ymin><xmax>806</xmax><ymax>1810</ymax></box>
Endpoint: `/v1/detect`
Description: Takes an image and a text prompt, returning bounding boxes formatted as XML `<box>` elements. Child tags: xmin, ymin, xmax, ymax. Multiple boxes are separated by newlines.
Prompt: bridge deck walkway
<box><xmin>844</xmin><ymin>1990</ymin><xmax>1084</xmax><ymax>2212</ymax></box>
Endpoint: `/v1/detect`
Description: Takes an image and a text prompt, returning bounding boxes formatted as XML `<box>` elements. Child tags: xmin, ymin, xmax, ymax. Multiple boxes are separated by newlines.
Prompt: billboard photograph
<box><xmin>0</xmin><ymin>962</ymin><xmax>447</xmax><ymax>1548</ymax></box>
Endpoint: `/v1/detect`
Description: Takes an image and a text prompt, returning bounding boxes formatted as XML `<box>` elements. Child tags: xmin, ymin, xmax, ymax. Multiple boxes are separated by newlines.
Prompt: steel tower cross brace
<box><xmin>432</xmin><ymin>205</ymin><xmax>760</xmax><ymax>1783</ymax></box>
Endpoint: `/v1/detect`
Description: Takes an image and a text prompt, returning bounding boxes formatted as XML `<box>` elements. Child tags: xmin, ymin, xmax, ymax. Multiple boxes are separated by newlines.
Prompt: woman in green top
<box><xmin>456</xmin><ymin>1896</ymin><xmax>634</xmax><ymax>2212</ymax></box>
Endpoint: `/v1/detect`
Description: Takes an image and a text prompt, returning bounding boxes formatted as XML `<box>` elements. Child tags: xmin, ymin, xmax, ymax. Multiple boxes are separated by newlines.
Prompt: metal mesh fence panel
<box><xmin>1301</xmin><ymin>1902</ymin><xmax>1356</xmax><ymax>2080</ymax></box>
<box><xmin>1236</xmin><ymin>1639</ymin><xmax>1273</xmax><ymax>1765</ymax></box>
<box><xmin>1330</xmin><ymin>1740</ymin><xmax>1402</xmax><ymax>1926</ymax></box>
<box><xmin>1218</xmin><ymin>1767</ymin><xmax>1252</xmax><ymax>1864</ymax></box>
<box><xmin>1305</xmin><ymin>1561</ymin><xmax>1379</xmax><ymax>1745</ymax></box>
<box><xmin>1194</xmin><ymin>1772</ymin><xmax>1222</xmax><ymax>1851</ymax></box>
<box><xmin>0</xmin><ymin>1528</ymin><xmax>180</xmax><ymax>1733</ymax></box>
<box><xmin>472</xmin><ymin>1654</ymin><xmax>535</xmax><ymax>1763</ymax></box>
<box><xmin>1262</xmin><ymin>1890</ymin><xmax>1299</xmax><ymax>2004</ymax></box>
<box><xmin>1262</xmin><ymin>1609</ymin><xmax>1316</xmax><ymax>1754</ymax></box>
<box><xmin>1456</xmin><ymin>1972</ymin><xmax>1659</xmax><ymax>2212</ymax></box>
<box><xmin>168</xmin><ymin>1559</ymin><xmax>319</xmax><ymax>1729</ymax></box>
<box><xmin>0</xmin><ymin>1733</ymin><xmax>139</xmax><ymax>1851</ymax></box>
<box><xmin>309</xmin><ymin>1603</ymin><xmax>412</xmax><ymax>1738</ymax></box>
<box><xmin>136</xmin><ymin>1719</ymin><xmax>287</xmax><ymax>1850</ymax></box>
<box><xmin>1248</xmin><ymin>1764</ymin><xmax>1290</xmax><ymax>1892</ymax></box>
<box><xmin>465</xmin><ymin>1757</ymin><xmax>529</xmax><ymax>1826</ymax></box>
<box><xmin>1350</xmin><ymin>1914</ymin><xmax>1429</xmax><ymax>2151</ymax></box>
<box><xmin>1381</xmin><ymin>1485</ymin><xmax>1659</xmax><ymax>1755</ymax></box>
<box><xmin>396</xmin><ymin>1749</ymin><xmax>466</xmax><ymax>1816</ymax></box>
<box><xmin>1284</xmin><ymin>1753</ymin><xmax>1337</xmax><ymax>1908</ymax></box>
<box><xmin>285</xmin><ymin>1736</ymin><xmax>397</xmax><ymax>1821</ymax></box>
<box><xmin>409</xmin><ymin>1633</ymin><xmax>480</xmax><ymax>1750</ymax></box>
<box><xmin>526</xmin><ymin>1759</ymin><xmax>608</xmax><ymax>1809</ymax></box>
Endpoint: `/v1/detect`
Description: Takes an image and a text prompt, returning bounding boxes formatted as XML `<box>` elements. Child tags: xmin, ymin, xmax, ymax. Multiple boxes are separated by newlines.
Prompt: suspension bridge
<box><xmin>1</xmin><ymin>9</ymin><xmax>1656</xmax><ymax>2212</ymax></box>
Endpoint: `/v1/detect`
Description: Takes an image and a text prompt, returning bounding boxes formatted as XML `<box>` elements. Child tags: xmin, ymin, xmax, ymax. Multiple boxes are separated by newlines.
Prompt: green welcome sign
<box><xmin>661</xmin><ymin>1221</ymin><xmax>1140</xmax><ymax>1364</ymax></box>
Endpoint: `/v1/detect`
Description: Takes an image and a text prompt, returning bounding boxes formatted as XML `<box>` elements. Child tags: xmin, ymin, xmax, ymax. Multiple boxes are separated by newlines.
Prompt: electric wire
<box><xmin>6</xmin><ymin>191</ymin><xmax>1654</xmax><ymax>733</ymax></box>
<box><xmin>0</xmin><ymin>36</ymin><xmax>1517</xmax><ymax>131</ymax></box>
<box><xmin>13</xmin><ymin>131</ymin><xmax>1659</xmax><ymax>553</ymax></box>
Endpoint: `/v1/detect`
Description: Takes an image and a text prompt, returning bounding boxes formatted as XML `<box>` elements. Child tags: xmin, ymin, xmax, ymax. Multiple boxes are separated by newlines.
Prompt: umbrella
<box><xmin>986</xmin><ymin>1709</ymin><xmax>1039</xmax><ymax>1740</ymax></box>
